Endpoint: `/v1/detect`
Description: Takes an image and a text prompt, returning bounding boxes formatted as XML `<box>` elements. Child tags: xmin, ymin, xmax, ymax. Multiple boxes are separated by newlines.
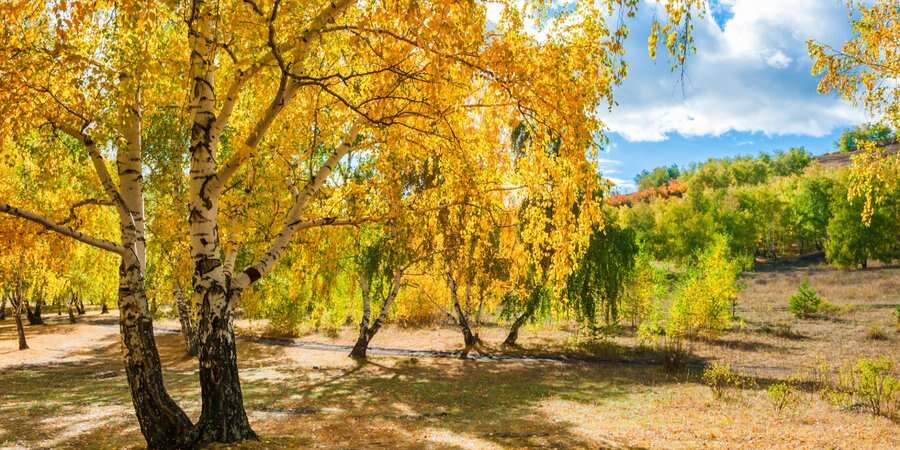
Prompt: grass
<box><xmin>1</xmin><ymin>263</ymin><xmax>898</xmax><ymax>449</ymax></box>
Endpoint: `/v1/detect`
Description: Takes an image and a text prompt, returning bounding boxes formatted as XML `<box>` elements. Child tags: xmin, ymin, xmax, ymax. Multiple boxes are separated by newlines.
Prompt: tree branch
<box><xmin>0</xmin><ymin>202</ymin><xmax>127</xmax><ymax>256</ymax></box>
<box><xmin>232</xmin><ymin>123</ymin><xmax>360</xmax><ymax>289</ymax></box>
<box><xmin>58</xmin><ymin>198</ymin><xmax>115</xmax><ymax>226</ymax></box>
<box><xmin>212</xmin><ymin>0</ymin><xmax>355</xmax><ymax>138</ymax></box>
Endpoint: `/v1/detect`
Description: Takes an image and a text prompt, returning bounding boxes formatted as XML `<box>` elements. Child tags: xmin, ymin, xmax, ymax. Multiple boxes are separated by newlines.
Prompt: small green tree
<box><xmin>788</xmin><ymin>281</ymin><xmax>821</xmax><ymax>318</ymax></box>
<box><xmin>668</xmin><ymin>234</ymin><xmax>740</xmax><ymax>337</ymax></box>
<box><xmin>825</xmin><ymin>179</ymin><xmax>900</xmax><ymax>268</ymax></box>
<box><xmin>836</xmin><ymin>123</ymin><xmax>897</xmax><ymax>153</ymax></box>
<box><xmin>620</xmin><ymin>249</ymin><xmax>662</xmax><ymax>328</ymax></box>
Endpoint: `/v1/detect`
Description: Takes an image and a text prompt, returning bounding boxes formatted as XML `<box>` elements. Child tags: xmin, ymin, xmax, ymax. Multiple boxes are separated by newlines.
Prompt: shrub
<box><xmin>866</xmin><ymin>325</ymin><xmax>888</xmax><ymax>341</ymax></box>
<box><xmin>895</xmin><ymin>305</ymin><xmax>900</xmax><ymax>327</ymax></box>
<box><xmin>788</xmin><ymin>281</ymin><xmax>821</xmax><ymax>318</ymax></box>
<box><xmin>760</xmin><ymin>320</ymin><xmax>802</xmax><ymax>339</ymax></box>
<box><xmin>668</xmin><ymin>235</ymin><xmax>740</xmax><ymax>337</ymax></box>
<box><xmin>821</xmin><ymin>357</ymin><xmax>900</xmax><ymax>417</ymax></box>
<box><xmin>620</xmin><ymin>251</ymin><xmax>662</xmax><ymax>328</ymax></box>
<box><xmin>636</xmin><ymin>299</ymin><xmax>667</xmax><ymax>342</ymax></box>
<box><xmin>659</xmin><ymin>335</ymin><xmax>691</xmax><ymax>370</ymax></box>
<box><xmin>768</xmin><ymin>382</ymin><xmax>800</xmax><ymax>411</ymax></box>
<box><xmin>817</xmin><ymin>299</ymin><xmax>845</xmax><ymax>317</ymax></box>
<box><xmin>854</xmin><ymin>357</ymin><xmax>900</xmax><ymax>416</ymax></box>
<box><xmin>702</xmin><ymin>362</ymin><xmax>745</xmax><ymax>399</ymax></box>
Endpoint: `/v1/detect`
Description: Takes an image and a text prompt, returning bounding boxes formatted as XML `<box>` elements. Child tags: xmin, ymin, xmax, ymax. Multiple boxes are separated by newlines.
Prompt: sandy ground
<box><xmin>0</xmin><ymin>318</ymin><xmax>119</xmax><ymax>370</ymax></box>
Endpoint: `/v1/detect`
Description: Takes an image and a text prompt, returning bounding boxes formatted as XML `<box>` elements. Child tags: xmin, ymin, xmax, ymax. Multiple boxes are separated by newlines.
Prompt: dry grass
<box><xmin>0</xmin><ymin>264</ymin><xmax>898</xmax><ymax>449</ymax></box>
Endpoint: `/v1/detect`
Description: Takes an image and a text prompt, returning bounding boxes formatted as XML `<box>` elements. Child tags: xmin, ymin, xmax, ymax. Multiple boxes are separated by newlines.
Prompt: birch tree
<box><xmin>0</xmin><ymin>0</ymin><xmax>702</xmax><ymax>447</ymax></box>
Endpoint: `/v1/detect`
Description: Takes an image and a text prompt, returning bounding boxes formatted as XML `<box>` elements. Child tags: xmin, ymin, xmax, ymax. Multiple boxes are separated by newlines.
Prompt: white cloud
<box><xmin>601</xmin><ymin>0</ymin><xmax>868</xmax><ymax>142</ymax></box>
<box><xmin>606</xmin><ymin>177</ymin><xmax>637</xmax><ymax>191</ymax></box>
<box><xmin>765</xmin><ymin>50</ymin><xmax>792</xmax><ymax>69</ymax></box>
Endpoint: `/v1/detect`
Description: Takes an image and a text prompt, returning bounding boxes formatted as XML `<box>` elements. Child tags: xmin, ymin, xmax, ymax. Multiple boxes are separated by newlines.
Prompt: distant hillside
<box><xmin>813</xmin><ymin>143</ymin><xmax>900</xmax><ymax>169</ymax></box>
<box><xmin>607</xmin><ymin>180</ymin><xmax>687</xmax><ymax>207</ymax></box>
<box><xmin>607</xmin><ymin>144</ymin><xmax>900</xmax><ymax>207</ymax></box>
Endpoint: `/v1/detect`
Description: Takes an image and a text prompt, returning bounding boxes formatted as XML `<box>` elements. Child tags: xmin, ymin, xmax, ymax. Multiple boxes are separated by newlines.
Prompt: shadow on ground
<box><xmin>0</xmin><ymin>325</ymin><xmax>701</xmax><ymax>449</ymax></box>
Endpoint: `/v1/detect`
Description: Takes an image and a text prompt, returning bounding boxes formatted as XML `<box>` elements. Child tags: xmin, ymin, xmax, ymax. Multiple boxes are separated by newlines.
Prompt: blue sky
<box><xmin>593</xmin><ymin>0</ymin><xmax>866</xmax><ymax>191</ymax></box>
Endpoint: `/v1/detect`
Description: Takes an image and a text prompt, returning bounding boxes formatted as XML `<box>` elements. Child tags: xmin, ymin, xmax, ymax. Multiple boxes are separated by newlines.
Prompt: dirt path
<box><xmin>2</xmin><ymin>316</ymin><xmax>795</xmax><ymax>378</ymax></box>
<box><xmin>89</xmin><ymin>321</ymin><xmax>796</xmax><ymax>378</ymax></box>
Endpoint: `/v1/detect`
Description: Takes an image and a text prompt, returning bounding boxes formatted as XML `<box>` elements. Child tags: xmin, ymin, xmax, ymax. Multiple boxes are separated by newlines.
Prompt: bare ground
<box><xmin>1</xmin><ymin>264</ymin><xmax>898</xmax><ymax>449</ymax></box>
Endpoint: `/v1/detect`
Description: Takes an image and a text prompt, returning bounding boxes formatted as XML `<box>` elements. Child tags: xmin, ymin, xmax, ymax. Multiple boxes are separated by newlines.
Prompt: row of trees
<box><xmin>619</xmin><ymin>148</ymin><xmax>900</xmax><ymax>269</ymax></box>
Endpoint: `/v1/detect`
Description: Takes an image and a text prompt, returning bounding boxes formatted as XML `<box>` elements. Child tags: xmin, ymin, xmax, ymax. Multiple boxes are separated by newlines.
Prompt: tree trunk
<box><xmin>349</xmin><ymin>331</ymin><xmax>370</xmax><ymax>359</ymax></box>
<box><xmin>13</xmin><ymin>294</ymin><xmax>28</xmax><ymax>350</ymax></box>
<box><xmin>475</xmin><ymin>287</ymin><xmax>486</xmax><ymax>326</ymax></box>
<box><xmin>193</xmin><ymin>285</ymin><xmax>256</xmax><ymax>444</ymax></box>
<box><xmin>117</xmin><ymin>260</ymin><xmax>194</xmax><ymax>449</ymax></box>
<box><xmin>68</xmin><ymin>294</ymin><xmax>77</xmax><ymax>324</ymax></box>
<box><xmin>174</xmin><ymin>287</ymin><xmax>198</xmax><ymax>357</ymax></box>
<box><xmin>455</xmin><ymin>301</ymin><xmax>480</xmax><ymax>349</ymax></box>
<box><xmin>350</xmin><ymin>271</ymin><xmax>402</xmax><ymax>360</ymax></box>
<box><xmin>350</xmin><ymin>274</ymin><xmax>372</xmax><ymax>360</ymax></box>
<box><xmin>0</xmin><ymin>294</ymin><xmax>6</xmax><ymax>320</ymax></box>
<box><xmin>504</xmin><ymin>311</ymin><xmax>530</xmax><ymax>347</ymax></box>
<box><xmin>25</xmin><ymin>299</ymin><xmax>44</xmax><ymax>325</ymax></box>
<box><xmin>447</xmin><ymin>274</ymin><xmax>481</xmax><ymax>351</ymax></box>
<box><xmin>75</xmin><ymin>294</ymin><xmax>85</xmax><ymax>315</ymax></box>
<box><xmin>101</xmin><ymin>302</ymin><xmax>109</xmax><ymax>314</ymax></box>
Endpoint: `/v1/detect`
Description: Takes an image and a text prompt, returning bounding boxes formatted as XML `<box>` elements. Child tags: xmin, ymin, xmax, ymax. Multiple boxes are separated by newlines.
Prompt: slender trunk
<box><xmin>350</xmin><ymin>271</ymin><xmax>401</xmax><ymax>360</ymax></box>
<box><xmin>457</xmin><ymin>308</ymin><xmax>480</xmax><ymax>348</ymax></box>
<box><xmin>349</xmin><ymin>274</ymin><xmax>372</xmax><ymax>360</ymax></box>
<box><xmin>101</xmin><ymin>302</ymin><xmax>109</xmax><ymax>314</ymax></box>
<box><xmin>68</xmin><ymin>294</ymin><xmax>77</xmax><ymax>324</ymax></box>
<box><xmin>25</xmin><ymin>299</ymin><xmax>44</xmax><ymax>325</ymax></box>
<box><xmin>34</xmin><ymin>300</ymin><xmax>43</xmax><ymax>323</ymax></box>
<box><xmin>475</xmin><ymin>287</ymin><xmax>485</xmax><ymax>326</ymax></box>
<box><xmin>174</xmin><ymin>286</ymin><xmax>198</xmax><ymax>357</ymax></box>
<box><xmin>194</xmin><ymin>286</ymin><xmax>255</xmax><ymax>444</ymax></box>
<box><xmin>447</xmin><ymin>274</ymin><xmax>480</xmax><ymax>350</ymax></box>
<box><xmin>0</xmin><ymin>294</ymin><xmax>6</xmax><ymax>320</ymax></box>
<box><xmin>76</xmin><ymin>295</ymin><xmax>85</xmax><ymax>315</ymax></box>
<box><xmin>503</xmin><ymin>309</ymin><xmax>532</xmax><ymax>347</ymax></box>
<box><xmin>13</xmin><ymin>294</ymin><xmax>28</xmax><ymax>350</ymax></box>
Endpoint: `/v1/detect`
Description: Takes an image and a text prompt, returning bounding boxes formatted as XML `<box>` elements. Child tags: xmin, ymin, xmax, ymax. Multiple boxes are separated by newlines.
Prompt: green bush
<box><xmin>823</xmin><ymin>357</ymin><xmax>900</xmax><ymax>417</ymax></box>
<box><xmin>668</xmin><ymin>235</ymin><xmax>740</xmax><ymax>337</ymax></box>
<box><xmin>855</xmin><ymin>357</ymin><xmax>900</xmax><ymax>416</ymax></box>
<box><xmin>895</xmin><ymin>305</ymin><xmax>900</xmax><ymax>327</ymax></box>
<box><xmin>767</xmin><ymin>382</ymin><xmax>800</xmax><ymax>411</ymax></box>
<box><xmin>702</xmin><ymin>362</ymin><xmax>745</xmax><ymax>399</ymax></box>
<box><xmin>788</xmin><ymin>281</ymin><xmax>821</xmax><ymax>318</ymax></box>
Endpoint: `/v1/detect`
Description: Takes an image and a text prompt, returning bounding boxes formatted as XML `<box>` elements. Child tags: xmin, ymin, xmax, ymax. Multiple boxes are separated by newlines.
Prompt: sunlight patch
<box><xmin>422</xmin><ymin>427</ymin><xmax>504</xmax><ymax>450</ymax></box>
